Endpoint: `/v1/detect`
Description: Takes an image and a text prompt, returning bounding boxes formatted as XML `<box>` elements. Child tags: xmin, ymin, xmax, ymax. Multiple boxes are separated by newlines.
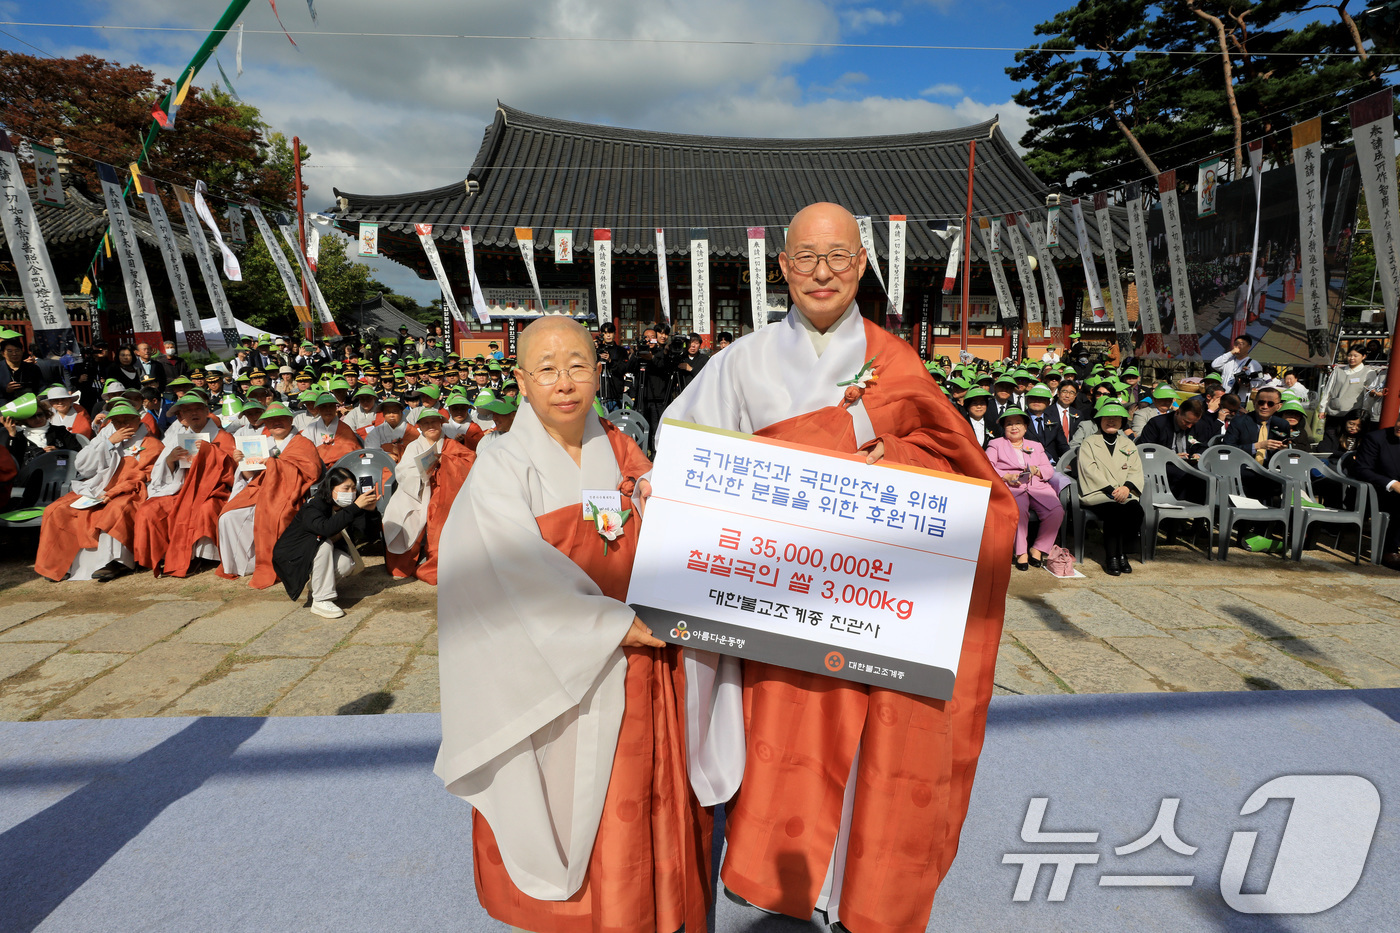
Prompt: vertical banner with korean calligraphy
<box><xmin>1017</xmin><ymin>211</ymin><xmax>1064</xmax><ymax>332</ymax></box>
<box><xmin>1045</xmin><ymin>199</ymin><xmax>1061</xmax><ymax>248</ymax></box>
<box><xmin>459</xmin><ymin>227</ymin><xmax>492</xmax><ymax>325</ymax></box>
<box><xmin>31</xmin><ymin>144</ymin><xmax>63</xmax><ymax>206</ymax></box>
<box><xmin>1157</xmin><ymin>170</ymin><xmax>1200</xmax><ymax>358</ymax></box>
<box><xmin>358</xmin><ymin>221</ymin><xmax>378</xmax><ymax>257</ymax></box>
<box><xmin>655</xmin><ymin>227</ymin><xmax>671</xmax><ymax>323</ymax></box>
<box><xmin>246</xmin><ymin>201</ymin><xmax>311</xmax><ymax>327</ymax></box>
<box><xmin>1198</xmin><ymin>157</ymin><xmax>1222</xmax><ymax>217</ymax></box>
<box><xmin>1233</xmin><ymin>141</ymin><xmax>1266</xmax><ymax>342</ymax></box>
<box><xmin>172</xmin><ymin>185</ymin><xmax>240</xmax><ymax>347</ymax></box>
<box><xmin>133</xmin><ymin>172</ymin><xmax>205</xmax><ymax>352</ymax></box>
<box><xmin>553</xmin><ymin>229</ymin><xmax>573</xmax><ymax>265</ymax></box>
<box><xmin>193</xmin><ymin>182</ymin><xmax>241</xmax><ymax>281</ymax></box>
<box><xmin>0</xmin><ymin>135</ymin><xmax>71</xmax><ymax>345</ymax></box>
<box><xmin>593</xmin><ymin>229</ymin><xmax>613</xmax><ymax>326</ymax></box>
<box><xmin>979</xmin><ymin>217</ymin><xmax>1016</xmax><ymax>321</ymax></box>
<box><xmin>1094</xmin><ymin>193</ymin><xmax>1132</xmax><ymax>357</ymax></box>
<box><xmin>690</xmin><ymin>228</ymin><xmax>710</xmax><ymax>336</ymax></box>
<box><xmin>281</xmin><ymin>220</ymin><xmax>341</xmax><ymax>335</ymax></box>
<box><xmin>1350</xmin><ymin>89</ymin><xmax>1400</xmax><ymax>333</ymax></box>
<box><xmin>886</xmin><ymin>214</ymin><xmax>907</xmax><ymax>331</ymax></box>
<box><xmin>855</xmin><ymin>215</ymin><xmax>887</xmax><ymax>295</ymax></box>
<box><xmin>1293</xmin><ymin>118</ymin><xmax>1330</xmax><ymax>360</ymax></box>
<box><xmin>747</xmin><ymin>226</ymin><xmax>768</xmax><ymax>330</ymax></box>
<box><xmin>1125</xmin><ymin>183</ymin><xmax>1163</xmax><ymax>357</ymax></box>
<box><xmin>226</xmin><ymin>204</ymin><xmax>246</xmax><ymax>244</ymax></box>
<box><xmin>96</xmin><ymin>162</ymin><xmax>161</xmax><ymax>344</ymax></box>
<box><xmin>514</xmin><ymin>227</ymin><xmax>546</xmax><ymax>311</ymax></box>
<box><xmin>1004</xmin><ymin>214</ymin><xmax>1042</xmax><ymax>327</ymax></box>
<box><xmin>415</xmin><ymin>223</ymin><xmax>465</xmax><ymax>337</ymax></box>
<box><xmin>941</xmin><ymin>225</ymin><xmax>962</xmax><ymax>294</ymax></box>
<box><xmin>1071</xmin><ymin>198</ymin><xmax>1105</xmax><ymax>323</ymax></box>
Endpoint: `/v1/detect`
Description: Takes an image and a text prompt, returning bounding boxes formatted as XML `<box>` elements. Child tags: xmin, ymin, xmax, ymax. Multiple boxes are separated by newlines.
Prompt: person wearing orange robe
<box><xmin>131</xmin><ymin>395</ymin><xmax>237</xmax><ymax>576</ymax></box>
<box><xmin>363</xmin><ymin>397</ymin><xmax>419</xmax><ymax>463</ymax></box>
<box><xmin>410</xmin><ymin>426</ymin><xmax>477</xmax><ymax>585</ymax></box>
<box><xmin>34</xmin><ymin>400</ymin><xmax>165</xmax><ymax>581</ymax></box>
<box><xmin>383</xmin><ymin>410</ymin><xmax>447</xmax><ymax>580</ymax></box>
<box><xmin>436</xmin><ymin>318</ymin><xmax>710</xmax><ymax>933</ymax></box>
<box><xmin>216</xmin><ymin>403</ymin><xmax>324</xmax><ymax>588</ymax></box>
<box><xmin>44</xmin><ymin>385</ymin><xmax>93</xmax><ymax>439</ymax></box>
<box><xmin>660</xmin><ymin>203</ymin><xmax>1018</xmax><ymax>933</ymax></box>
<box><xmin>300</xmin><ymin>392</ymin><xmax>363</xmax><ymax>467</ymax></box>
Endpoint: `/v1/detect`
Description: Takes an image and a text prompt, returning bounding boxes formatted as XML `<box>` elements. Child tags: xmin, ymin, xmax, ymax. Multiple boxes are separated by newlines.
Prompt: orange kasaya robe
<box><xmin>471</xmin><ymin>422</ymin><xmax>712</xmax><ymax>933</ymax></box>
<box><xmin>0</xmin><ymin>446</ymin><xmax>16</xmax><ymax>511</ymax></box>
<box><xmin>33</xmin><ymin>438</ymin><xmax>166</xmax><ymax>581</ymax></box>
<box><xmin>66</xmin><ymin>408</ymin><xmax>94</xmax><ymax>440</ymax></box>
<box><xmin>452</xmin><ymin>421</ymin><xmax>486</xmax><ymax>451</ymax></box>
<box><xmin>720</xmin><ymin>319</ymin><xmax>1018</xmax><ymax>933</ymax></box>
<box><xmin>378</xmin><ymin>422</ymin><xmax>420</xmax><ymax>464</ymax></box>
<box><xmin>311</xmin><ymin>420</ymin><xmax>363</xmax><ymax>467</ymax></box>
<box><xmin>131</xmin><ymin>430</ymin><xmax>238</xmax><ymax>576</ymax></box>
<box><xmin>216</xmin><ymin>433</ymin><xmax>323</xmax><ymax>588</ymax></box>
<box><xmin>140</xmin><ymin>410</ymin><xmax>163</xmax><ymax>440</ymax></box>
<box><xmin>409</xmin><ymin>433</ymin><xmax>477</xmax><ymax>585</ymax></box>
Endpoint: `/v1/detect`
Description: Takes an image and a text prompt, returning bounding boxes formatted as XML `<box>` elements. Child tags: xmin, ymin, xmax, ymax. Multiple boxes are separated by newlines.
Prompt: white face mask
<box><xmin>333</xmin><ymin>490</ymin><xmax>355</xmax><ymax>507</ymax></box>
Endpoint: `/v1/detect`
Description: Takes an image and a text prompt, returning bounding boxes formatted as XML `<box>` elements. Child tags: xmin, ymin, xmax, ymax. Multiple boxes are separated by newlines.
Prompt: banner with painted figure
<box><xmin>1145</xmin><ymin>148</ymin><xmax>1360</xmax><ymax>366</ymax></box>
<box><xmin>32</xmin><ymin>144</ymin><xmax>63</xmax><ymax>206</ymax></box>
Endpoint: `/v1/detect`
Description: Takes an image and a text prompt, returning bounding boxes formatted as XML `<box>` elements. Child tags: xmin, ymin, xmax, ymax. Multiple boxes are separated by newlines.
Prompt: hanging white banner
<box><xmin>415</xmin><ymin>223</ymin><xmax>465</xmax><ymax>327</ymax></box>
<box><xmin>134</xmin><ymin>173</ymin><xmax>203</xmax><ymax>345</ymax></box>
<box><xmin>593</xmin><ymin>228</ymin><xmax>612</xmax><ymax>326</ymax></box>
<box><xmin>1124</xmin><ymin>184</ymin><xmax>1160</xmax><ymax>337</ymax></box>
<box><xmin>1045</xmin><ymin>200</ymin><xmax>1061</xmax><ymax>248</ymax></box>
<box><xmin>1235</xmin><ymin>141</ymin><xmax>1266</xmax><ymax>341</ymax></box>
<box><xmin>979</xmin><ymin>218</ymin><xmax>1016</xmax><ymax>321</ymax></box>
<box><xmin>1071</xmin><ymin>198</ymin><xmax>1105</xmax><ymax>321</ymax></box>
<box><xmin>941</xmin><ymin>225</ymin><xmax>962</xmax><ymax>295</ymax></box>
<box><xmin>655</xmin><ymin>227</ymin><xmax>671</xmax><ymax>323</ymax></box>
<box><xmin>225</xmin><ymin>203</ymin><xmax>246</xmax><ymax>244</ymax></box>
<box><xmin>31</xmin><ymin>143</ymin><xmax>63</xmax><ymax>207</ymax></box>
<box><xmin>514</xmin><ymin>227</ymin><xmax>546</xmax><ymax>311</ymax></box>
<box><xmin>172</xmin><ymin>185</ymin><xmax>239</xmax><ymax>346</ymax></box>
<box><xmin>281</xmin><ymin>222</ymin><xmax>337</xmax><ymax>329</ymax></box>
<box><xmin>304</xmin><ymin>214</ymin><xmax>322</xmax><ymax>270</ymax></box>
<box><xmin>193</xmin><ymin>181</ymin><xmax>241</xmax><ymax>281</ymax></box>
<box><xmin>855</xmin><ymin>215</ymin><xmax>887</xmax><ymax>294</ymax></box>
<box><xmin>0</xmin><ymin>135</ymin><xmax>71</xmax><ymax>338</ymax></box>
<box><xmin>96</xmin><ymin>162</ymin><xmax>160</xmax><ymax>338</ymax></box>
<box><xmin>747</xmin><ymin>226</ymin><xmax>768</xmax><ymax>330</ymax></box>
<box><xmin>1093</xmin><ymin>193</ymin><xmax>1131</xmax><ymax>350</ymax></box>
<box><xmin>1017</xmin><ymin>211</ymin><xmax>1064</xmax><ymax>329</ymax></box>
<box><xmin>553</xmin><ymin>228</ymin><xmax>573</xmax><ymax>264</ymax></box>
<box><xmin>1350</xmin><ymin>89</ymin><xmax>1400</xmax><ymax>333</ymax></box>
<box><xmin>690</xmin><ymin>228</ymin><xmax>710</xmax><ymax>335</ymax></box>
<box><xmin>1292</xmin><ymin>118</ymin><xmax>1329</xmax><ymax>360</ymax></box>
<box><xmin>1198</xmin><ymin>157</ymin><xmax>1222</xmax><ymax>217</ymax></box>
<box><xmin>246</xmin><ymin>201</ymin><xmax>308</xmax><ymax>317</ymax></box>
<box><xmin>1003</xmin><ymin>215</ymin><xmax>1042</xmax><ymax>325</ymax></box>
<box><xmin>459</xmin><ymin>226</ymin><xmax>492</xmax><ymax>325</ymax></box>
<box><xmin>1157</xmin><ymin>170</ymin><xmax>1199</xmax><ymax>355</ymax></box>
<box><xmin>887</xmin><ymin>214</ymin><xmax>907</xmax><ymax>329</ymax></box>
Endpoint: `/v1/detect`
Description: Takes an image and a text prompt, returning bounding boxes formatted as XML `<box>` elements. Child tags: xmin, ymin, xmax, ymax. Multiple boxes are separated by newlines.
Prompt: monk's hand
<box><xmin>622</xmin><ymin>617</ymin><xmax>666</xmax><ymax>649</ymax></box>
<box><xmin>864</xmin><ymin>440</ymin><xmax>886</xmax><ymax>465</ymax></box>
<box><xmin>231</xmin><ymin>447</ymin><xmax>244</xmax><ymax>463</ymax></box>
<box><xmin>633</xmin><ymin>477</ymin><xmax>653</xmax><ymax>517</ymax></box>
<box><xmin>109</xmin><ymin>424</ymin><xmax>136</xmax><ymax>445</ymax></box>
<box><xmin>166</xmin><ymin>446</ymin><xmax>190</xmax><ymax>468</ymax></box>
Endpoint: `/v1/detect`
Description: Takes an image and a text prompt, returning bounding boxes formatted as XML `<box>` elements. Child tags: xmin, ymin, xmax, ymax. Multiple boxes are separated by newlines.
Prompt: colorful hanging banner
<box><xmin>1157</xmin><ymin>170</ymin><xmax>1200</xmax><ymax>358</ymax></box>
<box><xmin>152</xmin><ymin>69</ymin><xmax>194</xmax><ymax>130</ymax></box>
<box><xmin>246</xmin><ymin>200</ymin><xmax>310</xmax><ymax>323</ymax></box>
<box><xmin>747</xmin><ymin>226</ymin><xmax>768</xmax><ymax>330</ymax></box>
<box><xmin>1124</xmin><ymin>183</ymin><xmax>1161</xmax><ymax>349</ymax></box>
<box><xmin>414</xmin><ymin>223</ymin><xmax>465</xmax><ymax>331</ymax></box>
<box><xmin>0</xmin><ymin>136</ymin><xmax>71</xmax><ymax>345</ymax></box>
<box><xmin>1093</xmin><ymin>192</ymin><xmax>1132</xmax><ymax>356</ymax></box>
<box><xmin>655</xmin><ymin>227</ymin><xmax>671</xmax><ymax>323</ymax></box>
<box><xmin>593</xmin><ymin>229</ymin><xmax>612</xmax><ymax>326</ymax></box>
<box><xmin>172</xmin><ymin>184</ymin><xmax>240</xmax><ymax>347</ymax></box>
<box><xmin>941</xmin><ymin>225</ymin><xmax>962</xmax><ymax>295</ymax></box>
<box><xmin>357</xmin><ymin>221</ymin><xmax>378</xmax><ymax>257</ymax></box>
<box><xmin>690</xmin><ymin>228</ymin><xmax>711</xmax><ymax>336</ymax></box>
<box><xmin>1292</xmin><ymin>118</ymin><xmax>1330</xmax><ymax>361</ymax></box>
<box><xmin>1071</xmin><ymin>198</ymin><xmax>1105</xmax><ymax>322</ymax></box>
<box><xmin>979</xmin><ymin>217</ymin><xmax>1016</xmax><ymax>321</ymax></box>
<box><xmin>459</xmin><ymin>226</ymin><xmax>492</xmax><ymax>325</ymax></box>
<box><xmin>553</xmin><ymin>229</ymin><xmax>573</xmax><ymax>264</ymax></box>
<box><xmin>1003</xmin><ymin>215</ymin><xmax>1042</xmax><ymax>326</ymax></box>
<box><xmin>281</xmin><ymin>220</ymin><xmax>340</xmax><ymax>334</ymax></box>
<box><xmin>192</xmin><ymin>182</ymin><xmax>241</xmax><ymax>281</ymax></box>
<box><xmin>514</xmin><ymin>227</ymin><xmax>546</xmax><ymax>311</ymax></box>
<box><xmin>1198</xmin><ymin>157</ymin><xmax>1222</xmax><ymax>218</ymax></box>
<box><xmin>1045</xmin><ymin>198</ymin><xmax>1061</xmax><ymax>248</ymax></box>
<box><xmin>95</xmin><ymin>162</ymin><xmax>161</xmax><ymax>343</ymax></box>
<box><xmin>31</xmin><ymin>144</ymin><xmax>63</xmax><ymax>207</ymax></box>
<box><xmin>855</xmin><ymin>215</ymin><xmax>887</xmax><ymax>294</ymax></box>
<box><xmin>1233</xmin><ymin>141</ymin><xmax>1266</xmax><ymax>342</ymax></box>
<box><xmin>132</xmin><ymin>170</ymin><xmax>205</xmax><ymax>352</ymax></box>
<box><xmin>886</xmin><ymin>214</ymin><xmax>907</xmax><ymax>330</ymax></box>
<box><xmin>1349</xmin><ymin>89</ymin><xmax>1400</xmax><ymax>334</ymax></box>
<box><xmin>225</xmin><ymin>203</ymin><xmax>246</xmax><ymax>244</ymax></box>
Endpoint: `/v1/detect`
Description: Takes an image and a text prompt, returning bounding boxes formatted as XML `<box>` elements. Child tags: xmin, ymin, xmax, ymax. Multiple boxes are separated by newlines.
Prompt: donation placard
<box><xmin>628</xmin><ymin>420</ymin><xmax>992</xmax><ymax>699</ymax></box>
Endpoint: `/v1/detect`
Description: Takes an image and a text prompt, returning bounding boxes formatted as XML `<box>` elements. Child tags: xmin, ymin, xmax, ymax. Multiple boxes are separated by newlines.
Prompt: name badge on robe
<box><xmin>581</xmin><ymin>489</ymin><xmax>623</xmax><ymax>518</ymax></box>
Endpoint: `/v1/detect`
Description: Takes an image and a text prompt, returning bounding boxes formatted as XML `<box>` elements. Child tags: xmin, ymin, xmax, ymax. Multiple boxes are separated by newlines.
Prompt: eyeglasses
<box><xmin>1255</xmin><ymin>399</ymin><xmax>1280</xmax><ymax>407</ymax></box>
<box><xmin>525</xmin><ymin>363</ymin><xmax>596</xmax><ymax>386</ymax></box>
<box><xmin>786</xmin><ymin>249</ymin><xmax>859</xmax><ymax>274</ymax></box>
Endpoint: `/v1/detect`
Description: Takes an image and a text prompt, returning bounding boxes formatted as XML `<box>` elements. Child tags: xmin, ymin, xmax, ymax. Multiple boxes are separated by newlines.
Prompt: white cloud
<box><xmin>920</xmin><ymin>83</ymin><xmax>963</xmax><ymax>97</ymax></box>
<box><xmin>841</xmin><ymin>8</ymin><xmax>903</xmax><ymax>31</ymax></box>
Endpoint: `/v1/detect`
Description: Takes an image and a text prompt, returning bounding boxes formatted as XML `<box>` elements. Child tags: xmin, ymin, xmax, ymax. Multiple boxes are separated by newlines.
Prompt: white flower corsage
<box><xmin>837</xmin><ymin>356</ymin><xmax>879</xmax><ymax>409</ymax></box>
<box><xmin>588</xmin><ymin>501</ymin><xmax>632</xmax><ymax>555</ymax></box>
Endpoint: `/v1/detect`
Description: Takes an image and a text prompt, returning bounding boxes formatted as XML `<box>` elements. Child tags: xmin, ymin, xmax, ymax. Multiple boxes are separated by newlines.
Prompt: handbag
<box><xmin>1045</xmin><ymin>544</ymin><xmax>1076</xmax><ymax>577</ymax></box>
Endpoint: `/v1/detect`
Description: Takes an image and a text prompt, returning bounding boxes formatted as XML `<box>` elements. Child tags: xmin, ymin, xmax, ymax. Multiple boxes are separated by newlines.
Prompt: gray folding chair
<box><xmin>1136</xmin><ymin>443</ymin><xmax>1216</xmax><ymax>560</ymax></box>
<box><xmin>1268</xmin><ymin>449</ymin><xmax>1366</xmax><ymax>563</ymax></box>
<box><xmin>333</xmin><ymin>448</ymin><xmax>397</xmax><ymax>516</ymax></box>
<box><xmin>1336</xmin><ymin>450</ymin><xmax>1393</xmax><ymax>565</ymax></box>
<box><xmin>0</xmin><ymin>450</ymin><xmax>80</xmax><ymax>529</ymax></box>
<box><xmin>1056</xmin><ymin>446</ymin><xmax>1107</xmax><ymax>564</ymax></box>
<box><xmin>1199</xmin><ymin>445</ymin><xmax>1294</xmax><ymax>561</ymax></box>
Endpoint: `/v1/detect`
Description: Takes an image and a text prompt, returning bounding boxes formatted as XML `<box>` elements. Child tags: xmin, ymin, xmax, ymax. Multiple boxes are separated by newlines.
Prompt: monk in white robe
<box><xmin>363</xmin><ymin>398</ymin><xmax>419</xmax><ymax>463</ymax></box>
<box><xmin>436</xmin><ymin>318</ymin><xmax>710</xmax><ymax>933</ymax></box>
<box><xmin>382</xmin><ymin>410</ymin><xmax>444</xmax><ymax>579</ymax></box>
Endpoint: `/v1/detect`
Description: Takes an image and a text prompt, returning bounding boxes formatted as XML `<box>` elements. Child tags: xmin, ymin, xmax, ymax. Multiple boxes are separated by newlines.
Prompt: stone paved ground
<box><xmin>0</xmin><ymin>537</ymin><xmax>1397</xmax><ymax>720</ymax></box>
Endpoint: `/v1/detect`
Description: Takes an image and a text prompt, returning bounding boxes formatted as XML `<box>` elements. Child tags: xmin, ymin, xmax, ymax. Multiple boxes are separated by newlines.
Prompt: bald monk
<box><xmin>661</xmin><ymin>202</ymin><xmax>1018</xmax><ymax>933</ymax></box>
<box><xmin>435</xmin><ymin>317</ymin><xmax>710</xmax><ymax>933</ymax></box>
<box><xmin>301</xmin><ymin>392</ymin><xmax>363</xmax><ymax>467</ymax></box>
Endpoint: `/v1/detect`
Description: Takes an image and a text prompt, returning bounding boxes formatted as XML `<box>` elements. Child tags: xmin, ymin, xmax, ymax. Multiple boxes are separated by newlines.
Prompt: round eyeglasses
<box><xmin>786</xmin><ymin>249</ymin><xmax>859</xmax><ymax>274</ymax></box>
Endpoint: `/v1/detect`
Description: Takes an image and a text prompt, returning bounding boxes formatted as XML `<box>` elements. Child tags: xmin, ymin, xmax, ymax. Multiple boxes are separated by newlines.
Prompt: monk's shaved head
<box><xmin>517</xmin><ymin>316</ymin><xmax>596</xmax><ymax>369</ymax></box>
<box><xmin>780</xmin><ymin>201</ymin><xmax>868</xmax><ymax>332</ymax></box>
<box><xmin>785</xmin><ymin>202</ymin><xmax>861</xmax><ymax>254</ymax></box>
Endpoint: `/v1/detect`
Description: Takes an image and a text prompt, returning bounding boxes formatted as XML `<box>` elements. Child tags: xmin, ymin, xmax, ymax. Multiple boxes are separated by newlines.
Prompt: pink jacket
<box><xmin>985</xmin><ymin>437</ymin><xmax>1056</xmax><ymax>493</ymax></box>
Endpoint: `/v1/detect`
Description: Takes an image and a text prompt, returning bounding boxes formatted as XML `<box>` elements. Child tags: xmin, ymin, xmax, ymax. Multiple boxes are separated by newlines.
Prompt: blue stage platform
<box><xmin>2</xmin><ymin>689</ymin><xmax>1395</xmax><ymax>932</ymax></box>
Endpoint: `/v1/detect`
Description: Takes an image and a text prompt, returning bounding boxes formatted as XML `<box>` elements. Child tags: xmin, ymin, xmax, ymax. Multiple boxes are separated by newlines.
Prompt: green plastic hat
<box><xmin>998</xmin><ymin>406</ymin><xmax>1029</xmax><ymax>424</ymax></box>
<box><xmin>298</xmin><ymin>389</ymin><xmax>321</xmax><ymax>404</ymax></box>
<box><xmin>327</xmin><ymin>377</ymin><xmax>352</xmax><ymax>393</ymax></box>
<box><xmin>1121</xmin><ymin>367</ymin><xmax>1140</xmax><ymax>378</ymax></box>
<box><xmin>415</xmin><ymin>408</ymin><xmax>445</xmax><ymax>422</ymax></box>
<box><xmin>0</xmin><ymin>393</ymin><xmax>39</xmax><ymax>421</ymax></box>
<box><xmin>445</xmin><ymin>393</ymin><xmax>472</xmax><ymax>408</ymax></box>
<box><xmin>948</xmin><ymin>377</ymin><xmax>971</xmax><ymax>391</ymax></box>
<box><xmin>1094</xmin><ymin>394</ymin><xmax>1128</xmax><ymax>411</ymax></box>
<box><xmin>993</xmin><ymin>374</ymin><xmax>1018</xmax><ymax>388</ymax></box>
<box><xmin>239</xmin><ymin>399</ymin><xmax>267</xmax><ymax>416</ymax></box>
<box><xmin>473</xmin><ymin>390</ymin><xmax>515</xmax><ymax>415</ymax></box>
<box><xmin>378</xmin><ymin>396</ymin><xmax>405</xmax><ymax>410</ymax></box>
<box><xmin>105</xmin><ymin>400</ymin><xmax>140</xmax><ymax>419</ymax></box>
<box><xmin>1149</xmin><ymin>383</ymin><xmax>1176</xmax><ymax>402</ymax></box>
<box><xmin>1025</xmin><ymin>384</ymin><xmax>1054</xmax><ymax>400</ymax></box>
<box><xmin>1011</xmin><ymin>369</ymin><xmax>1033</xmax><ymax>382</ymax></box>
<box><xmin>1095</xmin><ymin>402</ymin><xmax>1130</xmax><ymax>421</ymax></box>
<box><xmin>103</xmin><ymin>379</ymin><xmax>127</xmax><ymax>396</ymax></box>
<box><xmin>259</xmin><ymin>403</ymin><xmax>294</xmax><ymax>421</ymax></box>
<box><xmin>314</xmin><ymin>392</ymin><xmax>339</xmax><ymax>408</ymax></box>
<box><xmin>167</xmin><ymin>376</ymin><xmax>193</xmax><ymax>390</ymax></box>
<box><xmin>171</xmin><ymin>393</ymin><xmax>209</xmax><ymax>410</ymax></box>
<box><xmin>1279</xmin><ymin>401</ymin><xmax>1308</xmax><ymax>418</ymax></box>
<box><xmin>963</xmin><ymin>387</ymin><xmax>992</xmax><ymax>403</ymax></box>
<box><xmin>416</xmin><ymin>384</ymin><xmax>442</xmax><ymax>402</ymax></box>
<box><xmin>353</xmin><ymin>385</ymin><xmax>378</xmax><ymax>400</ymax></box>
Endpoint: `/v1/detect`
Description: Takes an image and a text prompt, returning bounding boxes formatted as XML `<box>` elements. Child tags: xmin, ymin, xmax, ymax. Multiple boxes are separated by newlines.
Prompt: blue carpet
<box><xmin>1</xmin><ymin>690</ymin><xmax>1395</xmax><ymax>932</ymax></box>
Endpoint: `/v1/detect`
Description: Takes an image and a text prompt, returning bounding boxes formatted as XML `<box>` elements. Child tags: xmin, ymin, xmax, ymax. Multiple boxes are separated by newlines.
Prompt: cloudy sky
<box><xmin>2</xmin><ymin>0</ymin><xmax>1066</xmax><ymax>298</ymax></box>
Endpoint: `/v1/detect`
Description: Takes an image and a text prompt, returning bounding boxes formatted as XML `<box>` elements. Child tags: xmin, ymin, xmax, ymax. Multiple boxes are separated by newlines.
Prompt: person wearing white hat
<box><xmin>1</xmin><ymin>392</ymin><xmax>80</xmax><ymax>467</ymax></box>
<box><xmin>43</xmin><ymin>385</ymin><xmax>92</xmax><ymax>438</ymax></box>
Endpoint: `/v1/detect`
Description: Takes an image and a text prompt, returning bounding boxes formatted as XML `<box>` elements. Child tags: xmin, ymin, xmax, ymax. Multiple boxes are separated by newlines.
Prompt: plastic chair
<box><xmin>332</xmin><ymin>448</ymin><xmax>397</xmax><ymax>516</ymax></box>
<box><xmin>605</xmin><ymin>408</ymin><xmax>650</xmax><ymax>452</ymax></box>
<box><xmin>1136</xmin><ymin>443</ymin><xmax>1217</xmax><ymax>560</ymax></box>
<box><xmin>75</xmin><ymin>434</ymin><xmax>90</xmax><ymax>449</ymax></box>
<box><xmin>1268</xmin><ymin>449</ymin><xmax>1366</xmax><ymax>563</ymax></box>
<box><xmin>1056</xmin><ymin>446</ymin><xmax>1108</xmax><ymax>564</ymax></box>
<box><xmin>1198</xmin><ymin>445</ymin><xmax>1295</xmax><ymax>560</ymax></box>
<box><xmin>0</xmin><ymin>450</ymin><xmax>80</xmax><ymax>529</ymax></box>
<box><xmin>1336</xmin><ymin>451</ymin><xmax>1393</xmax><ymax>565</ymax></box>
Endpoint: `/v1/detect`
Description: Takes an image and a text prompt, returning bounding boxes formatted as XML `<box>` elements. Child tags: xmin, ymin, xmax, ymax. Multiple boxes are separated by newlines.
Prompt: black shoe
<box><xmin>1118</xmin><ymin>555</ymin><xmax>1133</xmax><ymax>574</ymax></box>
<box><xmin>1028</xmin><ymin>553</ymin><xmax>1044</xmax><ymax>568</ymax></box>
<box><xmin>1102</xmin><ymin>558</ymin><xmax>1121</xmax><ymax>576</ymax></box>
<box><xmin>1015</xmin><ymin>559</ymin><xmax>1029</xmax><ymax>571</ymax></box>
<box><xmin>91</xmin><ymin>560</ymin><xmax>132</xmax><ymax>582</ymax></box>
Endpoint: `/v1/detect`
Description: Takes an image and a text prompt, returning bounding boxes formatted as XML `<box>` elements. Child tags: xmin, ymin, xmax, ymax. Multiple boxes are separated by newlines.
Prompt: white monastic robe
<box><xmin>382</xmin><ymin>433</ymin><xmax>442</xmax><ymax>558</ymax></box>
<box><xmin>363</xmin><ymin>420</ymin><xmax>411</xmax><ymax>451</ymax></box>
<box><xmin>343</xmin><ymin>405</ymin><xmax>378</xmax><ymax>433</ymax></box>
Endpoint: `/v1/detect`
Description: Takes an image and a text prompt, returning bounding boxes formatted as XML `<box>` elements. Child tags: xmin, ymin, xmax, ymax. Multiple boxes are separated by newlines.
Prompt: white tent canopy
<box><xmin>174</xmin><ymin>317</ymin><xmax>286</xmax><ymax>356</ymax></box>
